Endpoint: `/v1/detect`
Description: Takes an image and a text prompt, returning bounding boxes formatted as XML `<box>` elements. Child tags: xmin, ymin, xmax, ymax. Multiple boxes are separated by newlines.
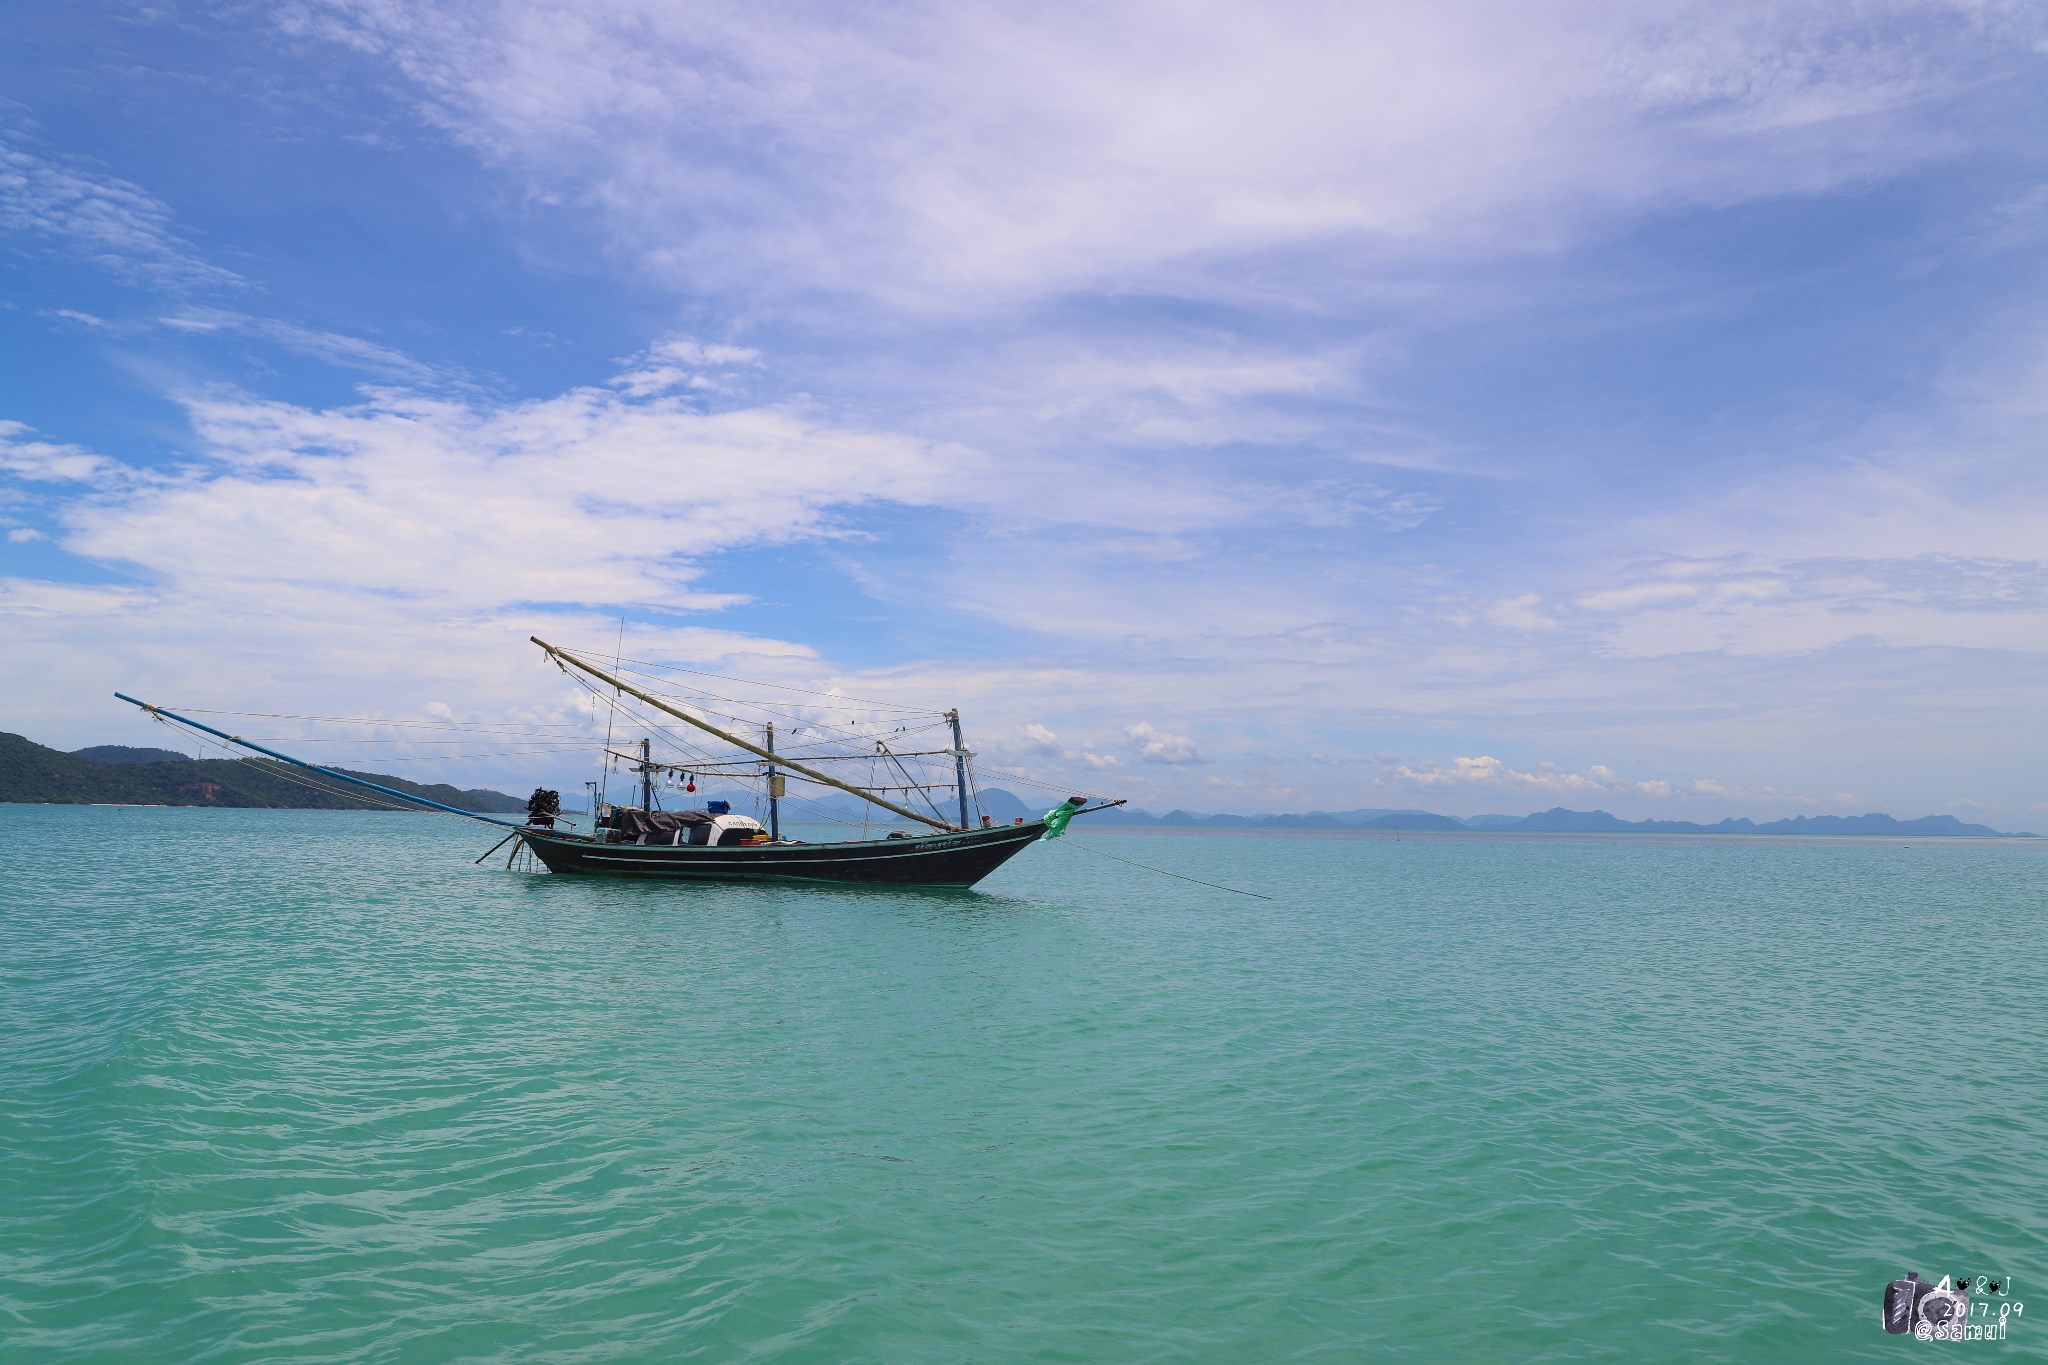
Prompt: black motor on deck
<box><xmin>526</xmin><ymin>787</ymin><xmax>561</xmax><ymax>827</ymax></box>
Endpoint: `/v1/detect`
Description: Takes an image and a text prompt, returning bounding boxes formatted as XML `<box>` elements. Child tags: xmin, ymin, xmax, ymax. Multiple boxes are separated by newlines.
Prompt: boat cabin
<box><xmin>597</xmin><ymin>806</ymin><xmax>770</xmax><ymax>847</ymax></box>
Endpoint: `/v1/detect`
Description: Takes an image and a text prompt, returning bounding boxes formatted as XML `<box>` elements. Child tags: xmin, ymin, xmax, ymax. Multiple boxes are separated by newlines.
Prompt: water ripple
<box><xmin>3</xmin><ymin>808</ymin><xmax>2044</xmax><ymax>1361</ymax></box>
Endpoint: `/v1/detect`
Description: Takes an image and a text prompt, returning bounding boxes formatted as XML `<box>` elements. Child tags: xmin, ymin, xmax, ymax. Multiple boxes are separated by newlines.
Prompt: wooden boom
<box><xmin>532</xmin><ymin>637</ymin><xmax>956</xmax><ymax>831</ymax></box>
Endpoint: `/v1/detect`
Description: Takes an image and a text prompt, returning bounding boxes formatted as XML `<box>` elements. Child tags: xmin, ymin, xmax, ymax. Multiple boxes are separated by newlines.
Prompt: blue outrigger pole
<box><xmin>112</xmin><ymin>692</ymin><xmax>525</xmax><ymax>828</ymax></box>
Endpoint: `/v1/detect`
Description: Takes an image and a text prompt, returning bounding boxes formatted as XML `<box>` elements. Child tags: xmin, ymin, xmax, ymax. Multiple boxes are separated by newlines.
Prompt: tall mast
<box><xmin>532</xmin><ymin>637</ymin><xmax>956</xmax><ymax>831</ymax></box>
<box><xmin>638</xmin><ymin>737</ymin><xmax>654</xmax><ymax>811</ymax></box>
<box><xmin>765</xmin><ymin>721</ymin><xmax>781</xmax><ymax>841</ymax></box>
<box><xmin>947</xmin><ymin>708</ymin><xmax>971</xmax><ymax>829</ymax></box>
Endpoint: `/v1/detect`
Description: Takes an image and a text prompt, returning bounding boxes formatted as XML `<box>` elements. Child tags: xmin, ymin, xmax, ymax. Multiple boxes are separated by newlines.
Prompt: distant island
<box><xmin>3</xmin><ymin>733</ymin><xmax>2031</xmax><ymax>835</ymax></box>
<box><xmin>0</xmin><ymin>732</ymin><xmax>524</xmax><ymax>813</ymax></box>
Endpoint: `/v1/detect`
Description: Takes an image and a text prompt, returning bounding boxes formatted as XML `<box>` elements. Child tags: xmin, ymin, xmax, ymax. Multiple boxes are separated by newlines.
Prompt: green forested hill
<box><xmin>0</xmin><ymin>732</ymin><xmax>525</xmax><ymax>812</ymax></box>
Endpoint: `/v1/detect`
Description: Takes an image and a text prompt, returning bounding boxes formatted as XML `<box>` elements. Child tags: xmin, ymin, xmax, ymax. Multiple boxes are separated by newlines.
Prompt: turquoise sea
<box><xmin>3</xmin><ymin>805</ymin><xmax>2043</xmax><ymax>1362</ymax></box>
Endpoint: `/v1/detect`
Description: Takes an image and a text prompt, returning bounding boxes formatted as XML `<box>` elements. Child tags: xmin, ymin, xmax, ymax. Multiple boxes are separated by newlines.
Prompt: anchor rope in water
<box><xmin>1057</xmin><ymin>837</ymin><xmax>1273</xmax><ymax>900</ymax></box>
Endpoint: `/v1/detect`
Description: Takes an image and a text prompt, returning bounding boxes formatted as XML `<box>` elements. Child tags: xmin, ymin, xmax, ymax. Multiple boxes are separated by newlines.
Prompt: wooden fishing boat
<box><xmin>116</xmin><ymin>636</ymin><xmax>1118</xmax><ymax>889</ymax></box>
<box><xmin>516</xmin><ymin>819</ymin><xmax>1057</xmax><ymax>886</ymax></box>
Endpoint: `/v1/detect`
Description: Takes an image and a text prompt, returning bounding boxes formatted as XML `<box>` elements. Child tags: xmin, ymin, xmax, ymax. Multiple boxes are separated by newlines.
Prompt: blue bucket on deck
<box><xmin>706</xmin><ymin>800</ymin><xmax>731</xmax><ymax>815</ymax></box>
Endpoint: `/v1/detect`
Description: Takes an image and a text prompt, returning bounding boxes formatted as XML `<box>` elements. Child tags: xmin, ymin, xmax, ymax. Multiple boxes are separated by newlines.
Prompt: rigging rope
<box><xmin>156</xmin><ymin>718</ymin><xmax>440</xmax><ymax>815</ymax></box>
<box><xmin>559</xmin><ymin>664</ymin><xmax>976</xmax><ymax>828</ymax></box>
<box><xmin>591</xmin><ymin>653</ymin><xmax>939</xmax><ymax>713</ymax></box>
<box><xmin>564</xmin><ymin>665</ymin><xmax>945</xmax><ymax>761</ymax></box>
<box><xmin>151</xmin><ymin>709</ymin><xmax>590</xmax><ymax>732</ymax></box>
<box><xmin>1056</xmin><ymin>837</ymin><xmax>1273</xmax><ymax>900</ymax></box>
<box><xmin>973</xmin><ymin>763</ymin><xmax>1083</xmax><ymax>794</ymax></box>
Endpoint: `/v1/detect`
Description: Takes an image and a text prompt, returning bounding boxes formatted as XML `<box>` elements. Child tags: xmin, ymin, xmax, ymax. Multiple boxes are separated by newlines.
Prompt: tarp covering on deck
<box><xmin>603</xmin><ymin>808</ymin><xmax>714</xmax><ymax>840</ymax></box>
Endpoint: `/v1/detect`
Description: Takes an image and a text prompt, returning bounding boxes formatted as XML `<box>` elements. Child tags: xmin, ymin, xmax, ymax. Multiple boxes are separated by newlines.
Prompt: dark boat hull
<box><xmin>517</xmin><ymin>820</ymin><xmax>1049</xmax><ymax>888</ymax></box>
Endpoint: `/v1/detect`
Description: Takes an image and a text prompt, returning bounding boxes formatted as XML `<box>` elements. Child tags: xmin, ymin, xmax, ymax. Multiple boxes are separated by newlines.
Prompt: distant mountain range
<box><xmin>3</xmin><ymin>733</ymin><xmax>2032</xmax><ymax>836</ymax></box>
<box><xmin>967</xmin><ymin>789</ymin><xmax>2036</xmax><ymax>838</ymax></box>
<box><xmin>0</xmin><ymin>733</ymin><xmax>524</xmax><ymax>813</ymax></box>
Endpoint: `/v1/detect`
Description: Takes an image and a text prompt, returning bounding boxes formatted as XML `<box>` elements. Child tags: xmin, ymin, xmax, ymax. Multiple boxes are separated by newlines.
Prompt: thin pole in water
<box><xmin>474</xmin><ymin>830</ymin><xmax>520</xmax><ymax>863</ymax></box>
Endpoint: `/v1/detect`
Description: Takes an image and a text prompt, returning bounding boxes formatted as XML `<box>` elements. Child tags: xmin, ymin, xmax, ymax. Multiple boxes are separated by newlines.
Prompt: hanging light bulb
<box><xmin>686</xmin><ymin>772</ymin><xmax>696</xmax><ymax>792</ymax></box>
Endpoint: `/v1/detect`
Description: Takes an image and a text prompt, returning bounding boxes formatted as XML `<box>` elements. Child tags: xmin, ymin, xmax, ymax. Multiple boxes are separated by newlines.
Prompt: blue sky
<box><xmin>4</xmin><ymin>1</ymin><xmax>2047</xmax><ymax>819</ymax></box>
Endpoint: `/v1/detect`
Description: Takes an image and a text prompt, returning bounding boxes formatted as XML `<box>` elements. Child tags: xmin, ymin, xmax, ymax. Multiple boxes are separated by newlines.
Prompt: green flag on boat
<box><xmin>1040</xmin><ymin>797</ymin><xmax>1086</xmax><ymax>840</ymax></box>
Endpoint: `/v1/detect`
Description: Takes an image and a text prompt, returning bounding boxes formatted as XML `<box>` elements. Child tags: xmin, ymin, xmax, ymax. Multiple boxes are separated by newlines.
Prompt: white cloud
<box><xmin>296</xmin><ymin>0</ymin><xmax>2025</xmax><ymax>308</ymax></box>
<box><xmin>44</xmin><ymin>375</ymin><xmax>971</xmax><ymax>616</ymax></box>
<box><xmin>1124</xmin><ymin>721</ymin><xmax>1204</xmax><ymax>765</ymax></box>
<box><xmin>1018</xmin><ymin>722</ymin><xmax>1062</xmax><ymax>755</ymax></box>
<box><xmin>1383</xmin><ymin>753</ymin><xmax>1650</xmax><ymax>798</ymax></box>
<box><xmin>610</xmin><ymin>337</ymin><xmax>764</xmax><ymax>397</ymax></box>
<box><xmin>0</xmin><ymin>422</ymin><xmax>127</xmax><ymax>484</ymax></box>
<box><xmin>1486</xmin><ymin>593</ymin><xmax>1560</xmax><ymax>631</ymax></box>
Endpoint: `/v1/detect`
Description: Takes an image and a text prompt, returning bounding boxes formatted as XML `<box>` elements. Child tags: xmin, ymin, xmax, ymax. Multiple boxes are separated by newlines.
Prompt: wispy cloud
<box><xmin>1381</xmin><ymin>754</ymin><xmax>1641</xmax><ymax>797</ymax></box>
<box><xmin>1568</xmin><ymin>554</ymin><xmax>2048</xmax><ymax>657</ymax></box>
<box><xmin>0</xmin><ymin>131</ymin><xmax>242</xmax><ymax>291</ymax></box>
<box><xmin>40</xmin><ymin>307</ymin><xmax>110</xmax><ymax>328</ymax></box>
<box><xmin>1486</xmin><ymin>594</ymin><xmax>1562</xmax><ymax>632</ymax></box>
<box><xmin>298</xmin><ymin>0</ymin><xmax>2027</xmax><ymax>308</ymax></box>
<box><xmin>158</xmin><ymin>308</ymin><xmax>452</xmax><ymax>386</ymax></box>
<box><xmin>1375</xmin><ymin>753</ymin><xmax>1832</xmax><ymax>809</ymax></box>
